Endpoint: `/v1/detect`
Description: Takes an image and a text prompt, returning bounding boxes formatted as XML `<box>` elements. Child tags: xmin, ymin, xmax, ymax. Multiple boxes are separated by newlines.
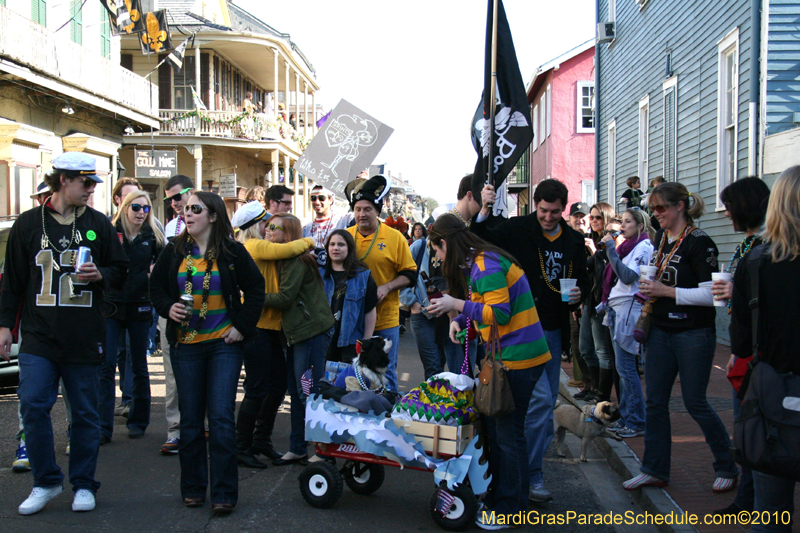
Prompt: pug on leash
<box><xmin>553</xmin><ymin>396</ymin><xmax>622</xmax><ymax>462</ymax></box>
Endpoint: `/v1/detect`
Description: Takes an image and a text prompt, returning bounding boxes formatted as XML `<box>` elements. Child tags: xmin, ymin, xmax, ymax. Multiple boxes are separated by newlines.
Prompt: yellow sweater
<box><xmin>244</xmin><ymin>237</ymin><xmax>314</xmax><ymax>330</ymax></box>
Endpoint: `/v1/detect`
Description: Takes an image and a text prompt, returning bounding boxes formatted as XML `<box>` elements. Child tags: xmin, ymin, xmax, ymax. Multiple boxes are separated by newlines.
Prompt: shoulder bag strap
<box><xmin>746</xmin><ymin>245</ymin><xmax>767</xmax><ymax>363</ymax></box>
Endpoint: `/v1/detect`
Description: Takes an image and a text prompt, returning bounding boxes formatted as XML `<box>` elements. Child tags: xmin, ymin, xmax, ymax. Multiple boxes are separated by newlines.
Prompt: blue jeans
<box><xmin>172</xmin><ymin>339</ymin><xmax>244</xmax><ymax>505</ymax></box>
<box><xmin>409</xmin><ymin>313</ymin><xmax>444</xmax><ymax>380</ymax></box>
<box><xmin>526</xmin><ymin>328</ymin><xmax>562</xmax><ymax>486</ymax></box>
<box><xmin>286</xmin><ymin>330</ymin><xmax>332</xmax><ymax>455</ymax></box>
<box><xmin>641</xmin><ymin>326</ymin><xmax>738</xmax><ymax>482</ymax></box>
<box><xmin>591</xmin><ymin>313</ymin><xmax>612</xmax><ymax>369</ymax></box>
<box><xmin>608</xmin><ymin>310</ymin><xmax>645</xmax><ymax>431</ymax></box>
<box><xmin>116</xmin><ymin>330</ymin><xmax>132</xmax><ymax>407</ymax></box>
<box><xmin>485</xmin><ymin>364</ymin><xmax>545</xmax><ymax>514</ymax></box>
<box><xmin>18</xmin><ymin>353</ymin><xmax>101</xmax><ymax>493</ymax></box>
<box><xmin>100</xmin><ymin>319</ymin><xmax>151</xmax><ymax>436</ymax></box>
<box><xmin>752</xmin><ymin>471</ymin><xmax>795</xmax><ymax>532</ymax></box>
<box><xmin>147</xmin><ymin>307</ymin><xmax>159</xmax><ymax>355</ymax></box>
<box><xmin>375</xmin><ymin>326</ymin><xmax>400</xmax><ymax>392</ymax></box>
<box><xmin>579</xmin><ymin>309</ymin><xmax>599</xmax><ymax>368</ymax></box>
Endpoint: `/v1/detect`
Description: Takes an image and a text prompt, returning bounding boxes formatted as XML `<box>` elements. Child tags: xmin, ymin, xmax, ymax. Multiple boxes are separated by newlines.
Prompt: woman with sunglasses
<box><xmin>424</xmin><ymin>214</ymin><xmax>551</xmax><ymax>525</ymax></box>
<box><xmin>575</xmin><ymin>202</ymin><xmax>615</xmax><ymax>402</ymax></box>
<box><xmin>263</xmin><ymin>213</ymin><xmax>334</xmax><ymax>466</ymax></box>
<box><xmin>150</xmin><ymin>192</ymin><xmax>264</xmax><ymax>515</ymax></box>
<box><xmin>624</xmin><ymin>182</ymin><xmax>739</xmax><ymax>493</ymax></box>
<box><xmin>230</xmin><ymin>201</ymin><xmax>315</xmax><ymax>469</ymax></box>
<box><xmin>321</xmin><ymin>229</ymin><xmax>378</xmax><ymax>363</ymax></box>
<box><xmin>599</xmin><ymin>209</ymin><xmax>654</xmax><ymax>438</ymax></box>
<box><xmin>99</xmin><ymin>191</ymin><xmax>165</xmax><ymax>442</ymax></box>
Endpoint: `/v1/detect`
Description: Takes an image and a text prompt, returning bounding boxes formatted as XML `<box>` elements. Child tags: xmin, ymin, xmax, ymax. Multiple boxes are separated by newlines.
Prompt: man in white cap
<box><xmin>303</xmin><ymin>184</ymin><xmax>352</xmax><ymax>266</ymax></box>
<box><xmin>0</xmin><ymin>152</ymin><xmax>128</xmax><ymax>515</ymax></box>
<box><xmin>346</xmin><ymin>175</ymin><xmax>416</xmax><ymax>392</ymax></box>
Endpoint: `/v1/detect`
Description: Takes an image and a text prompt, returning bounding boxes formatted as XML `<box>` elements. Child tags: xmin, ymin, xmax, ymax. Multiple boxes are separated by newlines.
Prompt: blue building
<box><xmin>593</xmin><ymin>0</ymin><xmax>800</xmax><ymax>342</ymax></box>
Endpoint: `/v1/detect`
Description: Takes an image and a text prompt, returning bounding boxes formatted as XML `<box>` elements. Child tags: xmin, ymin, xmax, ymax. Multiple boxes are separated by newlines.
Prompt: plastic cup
<box><xmin>639</xmin><ymin>265</ymin><xmax>658</xmax><ymax>282</ymax></box>
<box><xmin>559</xmin><ymin>279</ymin><xmax>577</xmax><ymax>302</ymax></box>
<box><xmin>711</xmin><ymin>272</ymin><xmax>733</xmax><ymax>306</ymax></box>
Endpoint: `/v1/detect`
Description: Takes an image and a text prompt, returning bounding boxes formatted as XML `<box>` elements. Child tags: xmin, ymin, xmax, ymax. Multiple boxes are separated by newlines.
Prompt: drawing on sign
<box><xmin>321</xmin><ymin>115</ymin><xmax>378</xmax><ymax>178</ymax></box>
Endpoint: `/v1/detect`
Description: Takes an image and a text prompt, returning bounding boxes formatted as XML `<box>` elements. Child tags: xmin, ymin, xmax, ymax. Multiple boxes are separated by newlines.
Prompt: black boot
<box><xmin>236</xmin><ymin>397</ymin><xmax>268</xmax><ymax>469</ymax></box>
<box><xmin>236</xmin><ymin>397</ymin><xmax>262</xmax><ymax>452</ymax></box>
<box><xmin>574</xmin><ymin>363</ymin><xmax>598</xmax><ymax>401</ymax></box>
<box><xmin>251</xmin><ymin>392</ymin><xmax>284</xmax><ymax>461</ymax></box>
<box><xmin>594</xmin><ymin>368</ymin><xmax>613</xmax><ymax>403</ymax></box>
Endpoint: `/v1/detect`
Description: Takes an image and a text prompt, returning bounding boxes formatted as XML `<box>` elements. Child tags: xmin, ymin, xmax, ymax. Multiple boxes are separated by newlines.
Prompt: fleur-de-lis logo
<box><xmin>141</xmin><ymin>12</ymin><xmax>167</xmax><ymax>53</ymax></box>
<box><xmin>122</xmin><ymin>0</ymin><xmax>140</xmax><ymax>33</ymax></box>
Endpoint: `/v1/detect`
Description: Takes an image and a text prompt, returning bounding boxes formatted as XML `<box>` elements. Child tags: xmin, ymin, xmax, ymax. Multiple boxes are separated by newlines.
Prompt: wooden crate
<box><xmin>391</xmin><ymin>419</ymin><xmax>474</xmax><ymax>458</ymax></box>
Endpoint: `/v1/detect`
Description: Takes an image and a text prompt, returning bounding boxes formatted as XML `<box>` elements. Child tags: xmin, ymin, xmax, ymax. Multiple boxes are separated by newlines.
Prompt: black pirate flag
<box><xmin>140</xmin><ymin>10</ymin><xmax>173</xmax><ymax>55</ymax></box>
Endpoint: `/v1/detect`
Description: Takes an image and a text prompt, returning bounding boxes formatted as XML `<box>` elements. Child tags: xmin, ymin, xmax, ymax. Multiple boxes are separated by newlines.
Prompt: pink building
<box><xmin>520</xmin><ymin>40</ymin><xmax>596</xmax><ymax>212</ymax></box>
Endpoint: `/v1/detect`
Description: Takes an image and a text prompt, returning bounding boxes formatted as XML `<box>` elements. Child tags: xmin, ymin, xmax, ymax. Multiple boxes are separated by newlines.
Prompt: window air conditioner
<box><xmin>597</xmin><ymin>22</ymin><xmax>615</xmax><ymax>43</ymax></box>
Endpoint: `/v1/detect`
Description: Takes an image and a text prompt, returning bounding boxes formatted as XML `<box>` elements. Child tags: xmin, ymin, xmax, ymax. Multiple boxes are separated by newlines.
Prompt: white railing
<box><xmin>0</xmin><ymin>4</ymin><xmax>158</xmax><ymax>119</ymax></box>
<box><xmin>157</xmin><ymin>109</ymin><xmax>310</xmax><ymax>151</ymax></box>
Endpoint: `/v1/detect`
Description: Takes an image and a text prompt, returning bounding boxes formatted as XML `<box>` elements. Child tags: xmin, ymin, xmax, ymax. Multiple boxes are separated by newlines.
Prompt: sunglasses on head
<box><xmin>309</xmin><ymin>195</ymin><xmax>328</xmax><ymax>202</ymax></box>
<box><xmin>650</xmin><ymin>204</ymin><xmax>671</xmax><ymax>214</ymax></box>
<box><xmin>129</xmin><ymin>204</ymin><xmax>151</xmax><ymax>213</ymax></box>
<box><xmin>184</xmin><ymin>204</ymin><xmax>207</xmax><ymax>215</ymax></box>
<box><xmin>165</xmin><ymin>187</ymin><xmax>192</xmax><ymax>203</ymax></box>
<box><xmin>267</xmin><ymin>222</ymin><xmax>285</xmax><ymax>232</ymax></box>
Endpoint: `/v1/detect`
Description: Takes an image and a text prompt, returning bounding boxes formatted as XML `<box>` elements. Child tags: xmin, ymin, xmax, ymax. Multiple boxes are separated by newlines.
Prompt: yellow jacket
<box><xmin>244</xmin><ymin>237</ymin><xmax>314</xmax><ymax>330</ymax></box>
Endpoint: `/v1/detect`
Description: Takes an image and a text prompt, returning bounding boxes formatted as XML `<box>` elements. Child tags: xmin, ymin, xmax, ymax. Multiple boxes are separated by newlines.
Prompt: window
<box><xmin>539</xmin><ymin>96</ymin><xmax>546</xmax><ymax>145</ymax></box>
<box><xmin>173</xmin><ymin>55</ymin><xmax>196</xmax><ymax>110</ymax></box>
<box><xmin>70</xmin><ymin>0</ymin><xmax>82</xmax><ymax>45</ymax></box>
<box><xmin>663</xmin><ymin>76</ymin><xmax>678</xmax><ymax>181</ymax></box>
<box><xmin>546</xmin><ymin>85</ymin><xmax>552</xmax><ymax>138</ymax></box>
<box><xmin>582</xmin><ymin>180</ymin><xmax>596</xmax><ymax>205</ymax></box>
<box><xmin>638</xmin><ymin>95</ymin><xmax>650</xmax><ymax>184</ymax></box>
<box><xmin>717</xmin><ymin>29</ymin><xmax>739</xmax><ymax>209</ymax></box>
<box><xmin>532</xmin><ymin>104</ymin><xmax>539</xmax><ymax>150</ymax></box>
<box><xmin>31</xmin><ymin>0</ymin><xmax>46</xmax><ymax>26</ymax></box>
<box><xmin>608</xmin><ymin>120</ymin><xmax>616</xmax><ymax>204</ymax></box>
<box><xmin>577</xmin><ymin>81</ymin><xmax>595</xmax><ymax>133</ymax></box>
<box><xmin>100</xmin><ymin>6</ymin><xmax>111</xmax><ymax>58</ymax></box>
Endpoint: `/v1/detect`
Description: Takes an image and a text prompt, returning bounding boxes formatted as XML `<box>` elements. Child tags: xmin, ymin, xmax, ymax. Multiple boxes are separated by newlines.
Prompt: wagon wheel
<box><xmin>428</xmin><ymin>484</ymin><xmax>478</xmax><ymax>531</ymax></box>
<box><xmin>298</xmin><ymin>460</ymin><xmax>343</xmax><ymax>508</ymax></box>
<box><xmin>342</xmin><ymin>461</ymin><xmax>385</xmax><ymax>495</ymax></box>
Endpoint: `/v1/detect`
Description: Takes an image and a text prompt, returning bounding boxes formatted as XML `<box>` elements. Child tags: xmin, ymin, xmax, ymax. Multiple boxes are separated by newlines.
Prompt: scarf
<box><xmin>601</xmin><ymin>233</ymin><xmax>650</xmax><ymax>302</ymax></box>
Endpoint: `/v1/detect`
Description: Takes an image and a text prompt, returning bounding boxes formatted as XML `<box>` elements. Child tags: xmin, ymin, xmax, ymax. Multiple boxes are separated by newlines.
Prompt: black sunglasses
<box><xmin>277</xmin><ymin>199</ymin><xmax>292</xmax><ymax>206</ymax></box>
<box><xmin>166</xmin><ymin>187</ymin><xmax>192</xmax><ymax>203</ymax></box>
<box><xmin>69</xmin><ymin>176</ymin><xmax>96</xmax><ymax>188</ymax></box>
<box><xmin>129</xmin><ymin>204</ymin><xmax>151</xmax><ymax>213</ymax></box>
<box><xmin>184</xmin><ymin>204</ymin><xmax>207</xmax><ymax>215</ymax></box>
<box><xmin>309</xmin><ymin>195</ymin><xmax>328</xmax><ymax>202</ymax></box>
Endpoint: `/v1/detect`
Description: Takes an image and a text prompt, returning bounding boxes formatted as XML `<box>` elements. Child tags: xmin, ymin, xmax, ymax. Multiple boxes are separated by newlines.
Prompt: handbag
<box><xmin>473</xmin><ymin>316</ymin><xmax>515</xmax><ymax>417</ymax></box>
<box><xmin>727</xmin><ymin>356</ymin><xmax>753</xmax><ymax>392</ymax></box>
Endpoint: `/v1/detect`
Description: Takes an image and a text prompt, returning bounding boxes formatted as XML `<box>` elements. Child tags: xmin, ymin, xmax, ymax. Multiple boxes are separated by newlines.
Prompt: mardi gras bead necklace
<box><xmin>180</xmin><ymin>241</ymin><xmax>215</xmax><ymax>343</ymax></box>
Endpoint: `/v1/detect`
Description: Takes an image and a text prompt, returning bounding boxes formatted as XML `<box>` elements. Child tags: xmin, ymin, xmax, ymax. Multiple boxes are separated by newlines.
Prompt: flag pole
<box><xmin>486</xmin><ymin>0</ymin><xmax>500</xmax><ymax>188</ymax></box>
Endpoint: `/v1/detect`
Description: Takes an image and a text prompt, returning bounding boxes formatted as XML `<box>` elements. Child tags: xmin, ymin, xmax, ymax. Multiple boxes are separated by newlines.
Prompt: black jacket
<box><xmin>106</xmin><ymin>223</ymin><xmax>163</xmax><ymax>304</ymax></box>
<box><xmin>150</xmin><ymin>239</ymin><xmax>265</xmax><ymax>345</ymax></box>
<box><xmin>471</xmin><ymin>214</ymin><xmax>590</xmax><ymax>332</ymax></box>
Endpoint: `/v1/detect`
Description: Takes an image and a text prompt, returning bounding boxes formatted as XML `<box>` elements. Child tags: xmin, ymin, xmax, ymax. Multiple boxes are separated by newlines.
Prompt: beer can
<box><xmin>180</xmin><ymin>295</ymin><xmax>194</xmax><ymax>316</ymax></box>
<box><xmin>75</xmin><ymin>246</ymin><xmax>91</xmax><ymax>272</ymax></box>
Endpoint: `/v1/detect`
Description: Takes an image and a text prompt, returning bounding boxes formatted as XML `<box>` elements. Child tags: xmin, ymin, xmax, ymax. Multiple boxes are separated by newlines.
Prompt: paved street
<box><xmin>0</xmin><ymin>331</ymin><xmax>651</xmax><ymax>532</ymax></box>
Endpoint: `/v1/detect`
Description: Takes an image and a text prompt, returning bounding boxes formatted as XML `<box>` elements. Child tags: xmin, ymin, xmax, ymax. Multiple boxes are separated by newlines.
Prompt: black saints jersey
<box><xmin>0</xmin><ymin>203</ymin><xmax>128</xmax><ymax>363</ymax></box>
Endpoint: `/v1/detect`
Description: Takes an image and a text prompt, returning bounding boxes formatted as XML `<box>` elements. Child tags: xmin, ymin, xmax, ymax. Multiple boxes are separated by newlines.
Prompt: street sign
<box><xmin>134</xmin><ymin>149</ymin><xmax>178</xmax><ymax>179</ymax></box>
<box><xmin>219</xmin><ymin>173</ymin><xmax>237</xmax><ymax>198</ymax></box>
<box><xmin>293</xmin><ymin>99</ymin><xmax>393</xmax><ymax>199</ymax></box>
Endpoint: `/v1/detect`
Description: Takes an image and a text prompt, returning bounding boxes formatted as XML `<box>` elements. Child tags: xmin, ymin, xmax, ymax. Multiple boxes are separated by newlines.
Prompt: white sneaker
<box><xmin>18</xmin><ymin>485</ymin><xmax>64</xmax><ymax>515</ymax></box>
<box><xmin>72</xmin><ymin>489</ymin><xmax>95</xmax><ymax>512</ymax></box>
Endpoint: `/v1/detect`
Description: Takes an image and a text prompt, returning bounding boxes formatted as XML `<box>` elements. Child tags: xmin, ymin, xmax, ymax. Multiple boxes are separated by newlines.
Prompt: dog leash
<box><xmin>557</xmin><ymin>392</ymin><xmax>604</xmax><ymax>425</ymax></box>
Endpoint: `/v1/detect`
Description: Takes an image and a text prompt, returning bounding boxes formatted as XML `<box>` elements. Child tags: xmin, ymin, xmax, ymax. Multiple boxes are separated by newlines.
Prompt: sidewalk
<box><xmin>561</xmin><ymin>342</ymin><xmax>800</xmax><ymax>533</ymax></box>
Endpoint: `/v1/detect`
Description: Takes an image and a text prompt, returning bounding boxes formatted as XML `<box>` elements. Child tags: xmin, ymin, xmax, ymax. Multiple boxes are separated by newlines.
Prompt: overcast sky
<box><xmin>235</xmin><ymin>0</ymin><xmax>596</xmax><ymax>204</ymax></box>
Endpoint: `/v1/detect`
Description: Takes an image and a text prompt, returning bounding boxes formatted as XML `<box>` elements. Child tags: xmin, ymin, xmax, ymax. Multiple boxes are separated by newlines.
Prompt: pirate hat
<box><xmin>345</xmin><ymin>175</ymin><xmax>390</xmax><ymax>212</ymax></box>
